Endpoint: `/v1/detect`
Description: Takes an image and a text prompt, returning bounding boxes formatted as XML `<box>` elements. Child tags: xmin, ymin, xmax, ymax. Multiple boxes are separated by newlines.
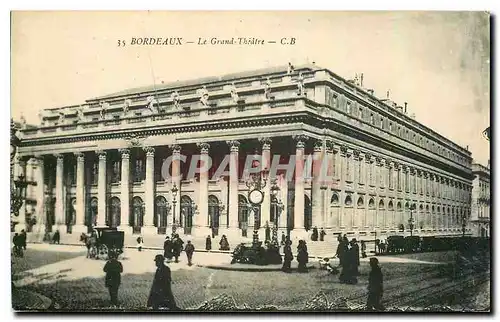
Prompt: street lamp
<box><xmin>12</xmin><ymin>174</ymin><xmax>28</xmax><ymax>217</ymax></box>
<box><xmin>408</xmin><ymin>204</ymin><xmax>417</xmax><ymax>237</ymax></box>
<box><xmin>245</xmin><ymin>158</ymin><xmax>269</xmax><ymax>246</ymax></box>
<box><xmin>171</xmin><ymin>183</ymin><xmax>178</xmax><ymax>235</ymax></box>
<box><xmin>270</xmin><ymin>179</ymin><xmax>284</xmax><ymax>247</ymax></box>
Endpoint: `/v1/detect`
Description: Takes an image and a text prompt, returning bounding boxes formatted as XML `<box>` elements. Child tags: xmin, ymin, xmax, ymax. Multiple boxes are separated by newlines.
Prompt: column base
<box><xmin>141</xmin><ymin>226</ymin><xmax>158</xmax><ymax>236</ymax></box>
<box><xmin>118</xmin><ymin>226</ymin><xmax>134</xmax><ymax>235</ymax></box>
<box><xmin>72</xmin><ymin>225</ymin><xmax>88</xmax><ymax>234</ymax></box>
<box><xmin>290</xmin><ymin>228</ymin><xmax>309</xmax><ymax>243</ymax></box>
<box><xmin>15</xmin><ymin>223</ymin><xmax>27</xmax><ymax>233</ymax></box>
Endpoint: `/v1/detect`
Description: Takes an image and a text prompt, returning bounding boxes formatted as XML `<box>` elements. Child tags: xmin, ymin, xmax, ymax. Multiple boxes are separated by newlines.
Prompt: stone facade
<box><xmin>470</xmin><ymin>163</ymin><xmax>490</xmax><ymax>237</ymax></box>
<box><xmin>15</xmin><ymin>64</ymin><xmax>474</xmax><ymax>240</ymax></box>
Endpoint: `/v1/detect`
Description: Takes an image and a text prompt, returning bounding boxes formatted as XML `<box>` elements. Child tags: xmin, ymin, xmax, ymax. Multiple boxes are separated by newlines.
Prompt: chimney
<box><xmin>360</xmin><ymin>73</ymin><xmax>364</xmax><ymax>87</ymax></box>
<box><xmin>404</xmin><ymin>102</ymin><xmax>408</xmax><ymax>114</ymax></box>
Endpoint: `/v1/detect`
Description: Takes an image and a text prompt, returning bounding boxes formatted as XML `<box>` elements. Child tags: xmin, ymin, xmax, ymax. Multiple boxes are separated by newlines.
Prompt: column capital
<box><xmin>96</xmin><ymin>150</ymin><xmax>107</xmax><ymax>160</ymax></box>
<box><xmin>365</xmin><ymin>153</ymin><xmax>374</xmax><ymax>163</ymax></box>
<box><xmin>325</xmin><ymin>140</ymin><xmax>335</xmax><ymax>153</ymax></box>
<box><xmin>74</xmin><ymin>152</ymin><xmax>85</xmax><ymax>162</ymax></box>
<box><xmin>197</xmin><ymin>142</ymin><xmax>210</xmax><ymax>153</ymax></box>
<box><xmin>227</xmin><ymin>140</ymin><xmax>240</xmax><ymax>153</ymax></box>
<box><xmin>169</xmin><ymin>144</ymin><xmax>182</xmax><ymax>154</ymax></box>
<box><xmin>119</xmin><ymin>148</ymin><xmax>131</xmax><ymax>159</ymax></box>
<box><xmin>258</xmin><ymin>137</ymin><xmax>272</xmax><ymax>150</ymax></box>
<box><xmin>292</xmin><ymin>134</ymin><xmax>308</xmax><ymax>148</ymax></box>
<box><xmin>55</xmin><ymin>153</ymin><xmax>64</xmax><ymax>162</ymax></box>
<box><xmin>143</xmin><ymin>146</ymin><xmax>155</xmax><ymax>157</ymax></box>
<box><xmin>313</xmin><ymin>140</ymin><xmax>323</xmax><ymax>153</ymax></box>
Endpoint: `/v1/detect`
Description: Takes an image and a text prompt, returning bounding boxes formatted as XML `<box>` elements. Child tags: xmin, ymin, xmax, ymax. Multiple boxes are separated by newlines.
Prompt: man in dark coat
<box><xmin>172</xmin><ymin>234</ymin><xmax>184</xmax><ymax>263</ymax></box>
<box><xmin>351</xmin><ymin>239</ymin><xmax>360</xmax><ymax>276</ymax></box>
<box><xmin>264</xmin><ymin>221</ymin><xmax>271</xmax><ymax>242</ymax></box>
<box><xmin>163</xmin><ymin>236</ymin><xmax>173</xmax><ymax>261</ymax></box>
<box><xmin>282</xmin><ymin>241</ymin><xmax>293</xmax><ymax>273</ymax></box>
<box><xmin>280</xmin><ymin>232</ymin><xmax>286</xmax><ymax>246</ymax></box>
<box><xmin>205</xmin><ymin>235</ymin><xmax>212</xmax><ymax>251</ymax></box>
<box><xmin>335</xmin><ymin>235</ymin><xmax>345</xmax><ymax>266</ymax></box>
<box><xmin>148</xmin><ymin>254</ymin><xmax>178</xmax><ymax>310</ymax></box>
<box><xmin>311</xmin><ymin>227</ymin><xmax>318</xmax><ymax>241</ymax></box>
<box><xmin>20</xmin><ymin>229</ymin><xmax>27</xmax><ymax>250</ymax></box>
<box><xmin>103</xmin><ymin>251</ymin><xmax>123</xmax><ymax>306</ymax></box>
<box><xmin>184</xmin><ymin>241</ymin><xmax>195</xmax><ymax>266</ymax></box>
<box><xmin>52</xmin><ymin>230</ymin><xmax>60</xmax><ymax>244</ymax></box>
<box><xmin>319</xmin><ymin>228</ymin><xmax>326</xmax><ymax>242</ymax></box>
<box><xmin>296</xmin><ymin>240</ymin><xmax>309</xmax><ymax>273</ymax></box>
<box><xmin>366</xmin><ymin>257</ymin><xmax>384</xmax><ymax>311</ymax></box>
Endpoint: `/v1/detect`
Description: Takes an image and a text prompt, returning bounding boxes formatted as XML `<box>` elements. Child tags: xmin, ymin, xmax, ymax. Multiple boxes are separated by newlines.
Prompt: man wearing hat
<box><xmin>366</xmin><ymin>257</ymin><xmax>384</xmax><ymax>311</ymax></box>
<box><xmin>351</xmin><ymin>238</ymin><xmax>360</xmax><ymax>276</ymax></box>
<box><xmin>147</xmin><ymin>254</ymin><xmax>178</xmax><ymax>310</ymax></box>
<box><xmin>103</xmin><ymin>251</ymin><xmax>123</xmax><ymax>306</ymax></box>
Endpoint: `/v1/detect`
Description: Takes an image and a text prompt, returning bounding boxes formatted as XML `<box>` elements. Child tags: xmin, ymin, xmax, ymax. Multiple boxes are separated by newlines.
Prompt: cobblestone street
<box><xmin>11</xmin><ymin>244</ymin><xmax>490</xmax><ymax>311</ymax></box>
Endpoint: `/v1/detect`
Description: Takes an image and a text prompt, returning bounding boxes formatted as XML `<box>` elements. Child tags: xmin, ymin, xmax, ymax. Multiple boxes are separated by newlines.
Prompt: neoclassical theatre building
<box><xmin>15</xmin><ymin>64</ymin><xmax>474</xmax><ymax>240</ymax></box>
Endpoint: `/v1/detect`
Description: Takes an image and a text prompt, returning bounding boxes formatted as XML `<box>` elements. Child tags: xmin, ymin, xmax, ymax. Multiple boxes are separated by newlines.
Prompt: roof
<box><xmin>90</xmin><ymin>63</ymin><xmax>322</xmax><ymax>101</ymax></box>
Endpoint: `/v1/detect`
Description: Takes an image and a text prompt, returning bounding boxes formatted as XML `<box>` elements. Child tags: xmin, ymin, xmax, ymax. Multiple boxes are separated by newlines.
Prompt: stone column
<box><xmin>196</xmin><ymin>143</ymin><xmax>210</xmax><ymax>236</ymax></box>
<box><xmin>293</xmin><ymin>135</ymin><xmax>307</xmax><ymax>240</ymax></box>
<box><xmin>311</xmin><ymin>140</ymin><xmax>324</xmax><ymax>228</ymax></box>
<box><xmin>74</xmin><ymin>152</ymin><xmax>87</xmax><ymax>233</ymax></box>
<box><xmin>260</xmin><ymin>137</ymin><xmax>272</xmax><ymax>231</ymax></box>
<box><xmin>227</xmin><ymin>140</ymin><xmax>240</xmax><ymax>237</ymax></box>
<box><xmin>33</xmin><ymin>156</ymin><xmax>46</xmax><ymax>233</ymax></box>
<box><xmin>171</xmin><ymin>145</ymin><xmax>182</xmax><ymax>228</ymax></box>
<box><xmin>119</xmin><ymin>148</ymin><xmax>130</xmax><ymax>232</ymax></box>
<box><xmin>278</xmin><ymin>173</ymin><xmax>288</xmax><ymax>230</ymax></box>
<box><xmin>54</xmin><ymin>154</ymin><xmax>65</xmax><ymax>231</ymax></box>
<box><xmin>143</xmin><ymin>146</ymin><xmax>156</xmax><ymax>235</ymax></box>
<box><xmin>97</xmin><ymin>151</ymin><xmax>107</xmax><ymax>227</ymax></box>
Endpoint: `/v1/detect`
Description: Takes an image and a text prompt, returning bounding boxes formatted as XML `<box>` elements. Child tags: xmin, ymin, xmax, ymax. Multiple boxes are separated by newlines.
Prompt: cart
<box><xmin>93</xmin><ymin>227</ymin><xmax>125</xmax><ymax>259</ymax></box>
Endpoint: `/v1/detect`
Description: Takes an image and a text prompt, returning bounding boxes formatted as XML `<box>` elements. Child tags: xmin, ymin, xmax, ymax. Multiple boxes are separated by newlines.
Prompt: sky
<box><xmin>10</xmin><ymin>11</ymin><xmax>490</xmax><ymax>165</ymax></box>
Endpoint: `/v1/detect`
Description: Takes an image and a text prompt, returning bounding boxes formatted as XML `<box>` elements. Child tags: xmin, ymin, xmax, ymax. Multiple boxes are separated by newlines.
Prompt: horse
<box><xmin>80</xmin><ymin>233</ymin><xmax>98</xmax><ymax>259</ymax></box>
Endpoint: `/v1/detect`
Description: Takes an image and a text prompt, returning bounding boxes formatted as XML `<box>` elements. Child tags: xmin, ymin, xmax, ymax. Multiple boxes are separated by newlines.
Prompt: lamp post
<box><xmin>171</xmin><ymin>183</ymin><xmax>178</xmax><ymax>235</ymax></box>
<box><xmin>12</xmin><ymin>174</ymin><xmax>28</xmax><ymax>217</ymax></box>
<box><xmin>408</xmin><ymin>204</ymin><xmax>416</xmax><ymax>237</ymax></box>
<box><xmin>270</xmin><ymin>179</ymin><xmax>284</xmax><ymax>248</ymax></box>
<box><xmin>245</xmin><ymin>158</ymin><xmax>269</xmax><ymax>246</ymax></box>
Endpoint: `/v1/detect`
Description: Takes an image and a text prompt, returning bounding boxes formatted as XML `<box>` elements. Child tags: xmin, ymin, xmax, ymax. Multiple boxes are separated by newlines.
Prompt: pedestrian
<box><xmin>366</xmin><ymin>257</ymin><xmax>384</xmax><ymax>311</ymax></box>
<box><xmin>184</xmin><ymin>240</ymin><xmax>195</xmax><ymax>266</ymax></box>
<box><xmin>205</xmin><ymin>235</ymin><xmax>212</xmax><ymax>251</ymax></box>
<box><xmin>319</xmin><ymin>228</ymin><xmax>326</xmax><ymax>242</ymax></box>
<box><xmin>219</xmin><ymin>235</ymin><xmax>230</xmax><ymax>251</ymax></box>
<box><xmin>164</xmin><ymin>236</ymin><xmax>173</xmax><ymax>261</ymax></box>
<box><xmin>264</xmin><ymin>221</ymin><xmax>271</xmax><ymax>242</ymax></box>
<box><xmin>282</xmin><ymin>241</ymin><xmax>293</xmax><ymax>273</ymax></box>
<box><xmin>147</xmin><ymin>254</ymin><xmax>178</xmax><ymax>310</ymax></box>
<box><xmin>296</xmin><ymin>240</ymin><xmax>309</xmax><ymax>273</ymax></box>
<box><xmin>12</xmin><ymin>233</ymin><xmax>23</xmax><ymax>257</ymax></box>
<box><xmin>361</xmin><ymin>240</ymin><xmax>367</xmax><ymax>258</ymax></box>
<box><xmin>136</xmin><ymin>235</ymin><xmax>144</xmax><ymax>252</ymax></box>
<box><xmin>335</xmin><ymin>235</ymin><xmax>345</xmax><ymax>266</ymax></box>
<box><xmin>52</xmin><ymin>230</ymin><xmax>60</xmax><ymax>244</ymax></box>
<box><xmin>351</xmin><ymin>238</ymin><xmax>360</xmax><ymax>276</ymax></box>
<box><xmin>280</xmin><ymin>232</ymin><xmax>286</xmax><ymax>246</ymax></box>
<box><xmin>172</xmin><ymin>234</ymin><xmax>184</xmax><ymax>263</ymax></box>
<box><xmin>103</xmin><ymin>251</ymin><xmax>123</xmax><ymax>306</ymax></box>
<box><xmin>20</xmin><ymin>229</ymin><xmax>27</xmax><ymax>250</ymax></box>
<box><xmin>311</xmin><ymin>227</ymin><xmax>318</xmax><ymax>241</ymax></box>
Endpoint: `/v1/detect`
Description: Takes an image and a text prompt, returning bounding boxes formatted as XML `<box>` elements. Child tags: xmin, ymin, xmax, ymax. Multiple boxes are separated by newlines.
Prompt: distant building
<box><xmin>15</xmin><ymin>64</ymin><xmax>473</xmax><ymax>240</ymax></box>
<box><xmin>470</xmin><ymin>162</ymin><xmax>490</xmax><ymax>237</ymax></box>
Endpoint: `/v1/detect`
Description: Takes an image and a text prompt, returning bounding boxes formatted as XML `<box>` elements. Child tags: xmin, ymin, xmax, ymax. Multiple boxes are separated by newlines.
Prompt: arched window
<box><xmin>238</xmin><ymin>195</ymin><xmax>249</xmax><ymax>229</ymax></box>
<box><xmin>379</xmin><ymin>199</ymin><xmax>385</xmax><ymax>209</ymax></box>
<box><xmin>426</xmin><ymin>205</ymin><xmax>430</xmax><ymax>212</ymax></box>
<box><xmin>108</xmin><ymin>196</ymin><xmax>121</xmax><ymax>228</ymax></box>
<box><xmin>131</xmin><ymin>196</ymin><xmax>144</xmax><ymax>228</ymax></box>
<box><xmin>388</xmin><ymin>200</ymin><xmax>394</xmax><ymax>211</ymax></box>
<box><xmin>397</xmin><ymin>202</ymin><xmax>402</xmax><ymax>211</ymax></box>
<box><xmin>369</xmin><ymin>198</ymin><xmax>375</xmax><ymax>209</ymax></box>
<box><xmin>180</xmin><ymin>195</ymin><xmax>194</xmax><ymax>234</ymax></box>
<box><xmin>208</xmin><ymin>195</ymin><xmax>220</xmax><ymax>232</ymax></box>
<box><xmin>432</xmin><ymin>205</ymin><xmax>435</xmax><ymax>213</ymax></box>
<box><xmin>357</xmin><ymin>197</ymin><xmax>364</xmax><ymax>208</ymax></box>
<box><xmin>155</xmin><ymin>196</ymin><xmax>168</xmax><ymax>229</ymax></box>
<box><xmin>405</xmin><ymin>202</ymin><xmax>409</xmax><ymax>211</ymax></box>
<box><xmin>437</xmin><ymin>206</ymin><xmax>441</xmax><ymax>213</ymax></box>
<box><xmin>345</xmin><ymin>195</ymin><xmax>353</xmax><ymax>206</ymax></box>
<box><xmin>88</xmin><ymin>197</ymin><xmax>98</xmax><ymax>229</ymax></box>
<box><xmin>111</xmin><ymin>159</ymin><xmax>121</xmax><ymax>183</ymax></box>
<box><xmin>331</xmin><ymin>193</ymin><xmax>339</xmax><ymax>205</ymax></box>
<box><xmin>419</xmin><ymin>204</ymin><xmax>424</xmax><ymax>211</ymax></box>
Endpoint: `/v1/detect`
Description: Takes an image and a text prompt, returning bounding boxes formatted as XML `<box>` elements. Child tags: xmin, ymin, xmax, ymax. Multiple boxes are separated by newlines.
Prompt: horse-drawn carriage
<box><xmin>81</xmin><ymin>227</ymin><xmax>124</xmax><ymax>259</ymax></box>
<box><xmin>231</xmin><ymin>242</ymin><xmax>282</xmax><ymax>265</ymax></box>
